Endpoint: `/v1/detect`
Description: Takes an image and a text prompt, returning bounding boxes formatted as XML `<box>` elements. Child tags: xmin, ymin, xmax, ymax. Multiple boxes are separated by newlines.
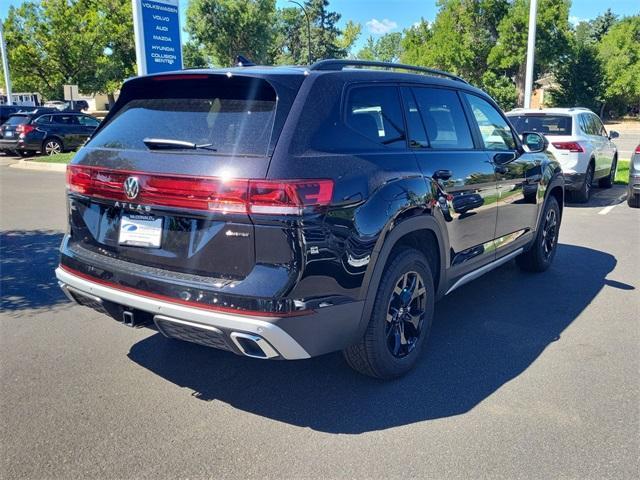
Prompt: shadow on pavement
<box><xmin>565</xmin><ymin>185</ymin><xmax>627</xmax><ymax>208</ymax></box>
<box><xmin>0</xmin><ymin>230</ymin><xmax>66</xmax><ymax>312</ymax></box>
<box><xmin>128</xmin><ymin>244</ymin><xmax>628</xmax><ymax>433</ymax></box>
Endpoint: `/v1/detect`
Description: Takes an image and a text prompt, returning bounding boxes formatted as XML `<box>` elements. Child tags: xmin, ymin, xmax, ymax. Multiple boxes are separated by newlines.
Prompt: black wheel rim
<box><xmin>541</xmin><ymin>208</ymin><xmax>558</xmax><ymax>258</ymax></box>
<box><xmin>385</xmin><ymin>271</ymin><xmax>427</xmax><ymax>358</ymax></box>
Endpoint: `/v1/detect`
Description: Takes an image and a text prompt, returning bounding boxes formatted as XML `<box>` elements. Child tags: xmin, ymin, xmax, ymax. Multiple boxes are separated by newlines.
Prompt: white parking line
<box><xmin>598</xmin><ymin>194</ymin><xmax>627</xmax><ymax>215</ymax></box>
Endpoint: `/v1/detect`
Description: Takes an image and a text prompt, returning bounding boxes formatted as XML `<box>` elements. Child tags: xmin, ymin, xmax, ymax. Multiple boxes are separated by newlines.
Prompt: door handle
<box><xmin>433</xmin><ymin>169</ymin><xmax>453</xmax><ymax>181</ymax></box>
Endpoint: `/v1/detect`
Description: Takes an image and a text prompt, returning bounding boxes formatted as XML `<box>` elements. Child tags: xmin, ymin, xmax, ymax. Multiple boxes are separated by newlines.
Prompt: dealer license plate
<box><xmin>118</xmin><ymin>215</ymin><xmax>163</xmax><ymax>248</ymax></box>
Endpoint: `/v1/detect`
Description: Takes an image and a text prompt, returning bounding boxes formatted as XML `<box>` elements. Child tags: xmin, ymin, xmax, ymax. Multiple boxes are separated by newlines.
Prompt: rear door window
<box><xmin>464</xmin><ymin>94</ymin><xmax>516</xmax><ymax>151</ymax></box>
<box><xmin>79</xmin><ymin>116</ymin><xmax>100</xmax><ymax>127</ymax></box>
<box><xmin>89</xmin><ymin>76</ymin><xmax>278</xmax><ymax>156</ymax></box>
<box><xmin>5</xmin><ymin>115</ymin><xmax>30</xmax><ymax>126</ymax></box>
<box><xmin>345</xmin><ymin>86</ymin><xmax>406</xmax><ymax>148</ymax></box>
<box><xmin>411</xmin><ymin>87</ymin><xmax>474</xmax><ymax>149</ymax></box>
<box><xmin>509</xmin><ymin>115</ymin><xmax>572</xmax><ymax>135</ymax></box>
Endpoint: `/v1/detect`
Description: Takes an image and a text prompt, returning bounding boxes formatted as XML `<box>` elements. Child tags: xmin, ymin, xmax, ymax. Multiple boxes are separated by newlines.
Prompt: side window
<box><xmin>79</xmin><ymin>116</ymin><xmax>100</xmax><ymax>127</ymax></box>
<box><xmin>411</xmin><ymin>87</ymin><xmax>473</xmax><ymax>149</ymax></box>
<box><xmin>464</xmin><ymin>94</ymin><xmax>516</xmax><ymax>151</ymax></box>
<box><xmin>400</xmin><ymin>87</ymin><xmax>428</xmax><ymax>148</ymax></box>
<box><xmin>592</xmin><ymin>114</ymin><xmax>607</xmax><ymax>136</ymax></box>
<box><xmin>345</xmin><ymin>86</ymin><xmax>406</xmax><ymax>148</ymax></box>
<box><xmin>35</xmin><ymin>115</ymin><xmax>51</xmax><ymax>125</ymax></box>
<box><xmin>52</xmin><ymin>115</ymin><xmax>67</xmax><ymax>125</ymax></box>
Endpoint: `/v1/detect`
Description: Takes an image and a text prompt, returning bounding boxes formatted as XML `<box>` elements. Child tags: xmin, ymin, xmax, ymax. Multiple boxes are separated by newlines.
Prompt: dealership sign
<box><xmin>132</xmin><ymin>0</ymin><xmax>183</xmax><ymax>75</ymax></box>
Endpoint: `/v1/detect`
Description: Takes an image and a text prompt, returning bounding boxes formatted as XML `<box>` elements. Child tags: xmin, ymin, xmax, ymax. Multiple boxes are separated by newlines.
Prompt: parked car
<box><xmin>43</xmin><ymin>100</ymin><xmax>66</xmax><ymax>110</ymax></box>
<box><xmin>507</xmin><ymin>107</ymin><xmax>618</xmax><ymax>203</ymax></box>
<box><xmin>0</xmin><ymin>105</ymin><xmax>23</xmax><ymax>125</ymax></box>
<box><xmin>628</xmin><ymin>145</ymin><xmax>640</xmax><ymax>208</ymax></box>
<box><xmin>0</xmin><ymin>111</ymin><xmax>100</xmax><ymax>156</ymax></box>
<box><xmin>56</xmin><ymin>60</ymin><xmax>564</xmax><ymax>379</ymax></box>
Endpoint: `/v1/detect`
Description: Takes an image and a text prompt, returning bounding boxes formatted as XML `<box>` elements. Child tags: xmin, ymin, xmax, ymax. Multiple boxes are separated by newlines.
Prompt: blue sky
<box><xmin>2</xmin><ymin>0</ymin><xmax>639</xmax><ymax>52</ymax></box>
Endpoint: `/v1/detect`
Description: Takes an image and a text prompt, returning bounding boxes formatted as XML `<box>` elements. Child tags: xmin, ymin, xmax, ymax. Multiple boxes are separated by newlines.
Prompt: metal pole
<box><xmin>0</xmin><ymin>21</ymin><xmax>13</xmax><ymax>106</ymax></box>
<box><xmin>523</xmin><ymin>0</ymin><xmax>538</xmax><ymax>108</ymax></box>
<box><xmin>289</xmin><ymin>0</ymin><xmax>311</xmax><ymax>65</ymax></box>
<box><xmin>131</xmin><ymin>0</ymin><xmax>146</xmax><ymax>75</ymax></box>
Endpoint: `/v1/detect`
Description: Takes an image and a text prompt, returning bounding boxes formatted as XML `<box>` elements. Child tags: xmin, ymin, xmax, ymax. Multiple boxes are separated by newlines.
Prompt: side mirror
<box><xmin>522</xmin><ymin>131</ymin><xmax>547</xmax><ymax>153</ymax></box>
<box><xmin>609</xmin><ymin>130</ymin><xmax>619</xmax><ymax>139</ymax></box>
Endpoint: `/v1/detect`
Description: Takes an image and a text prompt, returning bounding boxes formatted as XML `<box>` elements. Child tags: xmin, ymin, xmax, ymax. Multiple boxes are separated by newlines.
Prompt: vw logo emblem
<box><xmin>123</xmin><ymin>176</ymin><xmax>140</xmax><ymax>200</ymax></box>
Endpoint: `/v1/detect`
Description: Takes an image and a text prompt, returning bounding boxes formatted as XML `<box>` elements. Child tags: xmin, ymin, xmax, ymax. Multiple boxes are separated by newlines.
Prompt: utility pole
<box><xmin>0</xmin><ymin>20</ymin><xmax>13</xmax><ymax>106</ymax></box>
<box><xmin>523</xmin><ymin>0</ymin><xmax>538</xmax><ymax>108</ymax></box>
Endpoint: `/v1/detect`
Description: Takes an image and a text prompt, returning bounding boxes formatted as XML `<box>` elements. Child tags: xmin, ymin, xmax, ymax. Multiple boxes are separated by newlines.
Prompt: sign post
<box><xmin>132</xmin><ymin>0</ymin><xmax>183</xmax><ymax>76</ymax></box>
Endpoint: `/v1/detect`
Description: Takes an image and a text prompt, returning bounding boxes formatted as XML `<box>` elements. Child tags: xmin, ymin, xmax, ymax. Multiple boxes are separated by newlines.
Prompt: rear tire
<box><xmin>574</xmin><ymin>163</ymin><xmax>594</xmax><ymax>203</ymax></box>
<box><xmin>343</xmin><ymin>248</ymin><xmax>435</xmax><ymax>379</ymax></box>
<box><xmin>599</xmin><ymin>157</ymin><xmax>616</xmax><ymax>188</ymax></box>
<box><xmin>517</xmin><ymin>196</ymin><xmax>561</xmax><ymax>273</ymax></box>
<box><xmin>43</xmin><ymin>138</ymin><xmax>63</xmax><ymax>155</ymax></box>
<box><xmin>628</xmin><ymin>194</ymin><xmax>640</xmax><ymax>208</ymax></box>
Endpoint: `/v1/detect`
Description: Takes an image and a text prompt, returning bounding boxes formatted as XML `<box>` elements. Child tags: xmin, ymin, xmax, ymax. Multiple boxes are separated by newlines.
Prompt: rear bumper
<box><xmin>563</xmin><ymin>172</ymin><xmax>586</xmax><ymax>191</ymax></box>
<box><xmin>55</xmin><ymin>266</ymin><xmax>364</xmax><ymax>360</ymax></box>
<box><xmin>0</xmin><ymin>139</ymin><xmax>19</xmax><ymax>151</ymax></box>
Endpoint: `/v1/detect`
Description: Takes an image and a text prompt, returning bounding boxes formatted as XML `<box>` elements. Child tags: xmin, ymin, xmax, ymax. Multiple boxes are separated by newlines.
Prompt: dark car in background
<box><xmin>56</xmin><ymin>60</ymin><xmax>563</xmax><ymax>379</ymax></box>
<box><xmin>0</xmin><ymin>111</ymin><xmax>100</xmax><ymax>156</ymax></box>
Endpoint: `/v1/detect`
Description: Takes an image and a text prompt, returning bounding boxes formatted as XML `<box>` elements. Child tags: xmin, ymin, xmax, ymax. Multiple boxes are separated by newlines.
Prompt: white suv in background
<box><xmin>507</xmin><ymin>108</ymin><xmax>619</xmax><ymax>202</ymax></box>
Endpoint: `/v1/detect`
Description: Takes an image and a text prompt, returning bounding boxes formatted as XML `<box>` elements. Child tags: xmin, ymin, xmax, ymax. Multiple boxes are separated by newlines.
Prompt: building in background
<box><xmin>0</xmin><ymin>90</ymin><xmax>42</xmax><ymax>106</ymax></box>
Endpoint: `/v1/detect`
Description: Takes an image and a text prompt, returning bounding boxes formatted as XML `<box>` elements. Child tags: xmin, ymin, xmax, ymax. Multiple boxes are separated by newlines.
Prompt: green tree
<box><xmin>186</xmin><ymin>0</ymin><xmax>277</xmax><ymax>66</ymax></box>
<box><xmin>488</xmin><ymin>0</ymin><xmax>572</xmax><ymax>107</ymax></box>
<box><xmin>3</xmin><ymin>0</ymin><xmax>135</xmax><ymax>100</ymax></box>
<box><xmin>400</xmin><ymin>19</ymin><xmax>432</xmax><ymax>66</ymax></box>
<box><xmin>357</xmin><ymin>33</ymin><xmax>403</xmax><ymax>62</ymax></box>
<box><xmin>598</xmin><ymin>15</ymin><xmax>640</xmax><ymax>116</ymax></box>
<box><xmin>401</xmin><ymin>0</ymin><xmax>508</xmax><ymax>85</ymax></box>
<box><xmin>182</xmin><ymin>41</ymin><xmax>210</xmax><ymax>69</ymax></box>
<box><xmin>550</xmin><ymin>42</ymin><xmax>604</xmax><ymax>112</ymax></box>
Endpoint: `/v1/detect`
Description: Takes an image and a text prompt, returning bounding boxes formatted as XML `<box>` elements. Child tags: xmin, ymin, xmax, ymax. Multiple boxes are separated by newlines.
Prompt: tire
<box><xmin>628</xmin><ymin>194</ymin><xmax>640</xmax><ymax>208</ymax></box>
<box><xmin>343</xmin><ymin>248</ymin><xmax>435</xmax><ymax>379</ymax></box>
<box><xmin>517</xmin><ymin>196</ymin><xmax>561</xmax><ymax>273</ymax></box>
<box><xmin>573</xmin><ymin>163</ymin><xmax>594</xmax><ymax>203</ymax></box>
<box><xmin>599</xmin><ymin>156</ymin><xmax>617</xmax><ymax>188</ymax></box>
<box><xmin>43</xmin><ymin>138</ymin><xmax>63</xmax><ymax>155</ymax></box>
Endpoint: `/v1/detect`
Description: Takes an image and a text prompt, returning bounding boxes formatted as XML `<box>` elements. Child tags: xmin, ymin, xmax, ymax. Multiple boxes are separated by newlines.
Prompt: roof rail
<box><xmin>310</xmin><ymin>59</ymin><xmax>468</xmax><ymax>84</ymax></box>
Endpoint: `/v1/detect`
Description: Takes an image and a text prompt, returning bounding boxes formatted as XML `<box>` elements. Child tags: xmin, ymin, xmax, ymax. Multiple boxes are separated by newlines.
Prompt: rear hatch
<box><xmin>1</xmin><ymin>114</ymin><xmax>31</xmax><ymax>141</ymax></box>
<box><xmin>65</xmin><ymin>72</ymin><xmax>305</xmax><ymax>281</ymax></box>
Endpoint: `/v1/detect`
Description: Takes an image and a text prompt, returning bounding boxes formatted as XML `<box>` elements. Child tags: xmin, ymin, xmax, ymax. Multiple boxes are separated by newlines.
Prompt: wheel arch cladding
<box><xmin>354</xmin><ymin>216</ymin><xmax>446</xmax><ymax>342</ymax></box>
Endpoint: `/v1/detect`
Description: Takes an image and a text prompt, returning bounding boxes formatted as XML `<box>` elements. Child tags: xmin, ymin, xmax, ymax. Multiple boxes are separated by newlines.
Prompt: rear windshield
<box><xmin>89</xmin><ymin>76</ymin><xmax>277</xmax><ymax>156</ymax></box>
<box><xmin>508</xmin><ymin>115</ymin><xmax>572</xmax><ymax>136</ymax></box>
<box><xmin>5</xmin><ymin>115</ymin><xmax>30</xmax><ymax>126</ymax></box>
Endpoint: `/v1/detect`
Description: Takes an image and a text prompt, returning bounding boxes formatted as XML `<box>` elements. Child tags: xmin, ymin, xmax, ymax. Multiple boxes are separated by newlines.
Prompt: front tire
<box><xmin>599</xmin><ymin>157</ymin><xmax>617</xmax><ymax>188</ymax></box>
<box><xmin>343</xmin><ymin>248</ymin><xmax>435</xmax><ymax>379</ymax></box>
<box><xmin>517</xmin><ymin>196</ymin><xmax>561</xmax><ymax>272</ymax></box>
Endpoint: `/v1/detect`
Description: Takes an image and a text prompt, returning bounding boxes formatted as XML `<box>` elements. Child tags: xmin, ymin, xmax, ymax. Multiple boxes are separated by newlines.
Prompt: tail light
<box><xmin>66</xmin><ymin>165</ymin><xmax>333</xmax><ymax>215</ymax></box>
<box><xmin>552</xmin><ymin>141</ymin><xmax>584</xmax><ymax>153</ymax></box>
<box><xmin>635</xmin><ymin>145</ymin><xmax>640</xmax><ymax>154</ymax></box>
<box><xmin>16</xmin><ymin>124</ymin><xmax>35</xmax><ymax>137</ymax></box>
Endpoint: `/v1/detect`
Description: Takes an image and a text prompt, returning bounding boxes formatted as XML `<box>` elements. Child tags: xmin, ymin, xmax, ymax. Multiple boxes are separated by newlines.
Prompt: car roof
<box><xmin>506</xmin><ymin>107</ymin><xmax>595</xmax><ymax>116</ymax></box>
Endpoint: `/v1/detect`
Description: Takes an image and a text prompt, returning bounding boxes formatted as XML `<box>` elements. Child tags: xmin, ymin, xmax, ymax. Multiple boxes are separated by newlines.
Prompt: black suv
<box><xmin>0</xmin><ymin>111</ymin><xmax>100</xmax><ymax>156</ymax></box>
<box><xmin>56</xmin><ymin>61</ymin><xmax>563</xmax><ymax>379</ymax></box>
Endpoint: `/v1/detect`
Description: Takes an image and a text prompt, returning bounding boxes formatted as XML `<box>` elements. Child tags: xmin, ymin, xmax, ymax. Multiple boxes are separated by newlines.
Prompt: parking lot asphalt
<box><xmin>1</xmin><ymin>160</ymin><xmax>639</xmax><ymax>479</ymax></box>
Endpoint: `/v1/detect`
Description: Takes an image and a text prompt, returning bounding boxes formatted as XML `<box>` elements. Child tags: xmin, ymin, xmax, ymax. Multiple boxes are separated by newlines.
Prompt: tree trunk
<box><xmin>515</xmin><ymin>62</ymin><xmax>527</xmax><ymax>108</ymax></box>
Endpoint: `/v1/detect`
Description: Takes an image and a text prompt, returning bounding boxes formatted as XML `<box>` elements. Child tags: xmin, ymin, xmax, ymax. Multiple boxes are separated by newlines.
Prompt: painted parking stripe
<box><xmin>598</xmin><ymin>194</ymin><xmax>627</xmax><ymax>215</ymax></box>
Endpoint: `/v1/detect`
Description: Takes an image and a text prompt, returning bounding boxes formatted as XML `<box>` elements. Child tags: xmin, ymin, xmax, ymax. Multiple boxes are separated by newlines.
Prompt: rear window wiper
<box><xmin>143</xmin><ymin>138</ymin><xmax>217</xmax><ymax>152</ymax></box>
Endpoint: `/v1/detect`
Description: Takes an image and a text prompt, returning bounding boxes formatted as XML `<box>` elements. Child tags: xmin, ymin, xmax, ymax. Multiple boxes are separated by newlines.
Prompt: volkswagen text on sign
<box><xmin>132</xmin><ymin>0</ymin><xmax>183</xmax><ymax>75</ymax></box>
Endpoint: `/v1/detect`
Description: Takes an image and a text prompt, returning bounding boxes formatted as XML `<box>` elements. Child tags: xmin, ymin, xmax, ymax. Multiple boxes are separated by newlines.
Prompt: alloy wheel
<box><xmin>541</xmin><ymin>208</ymin><xmax>558</xmax><ymax>258</ymax></box>
<box><xmin>45</xmin><ymin>141</ymin><xmax>61</xmax><ymax>155</ymax></box>
<box><xmin>385</xmin><ymin>271</ymin><xmax>427</xmax><ymax>358</ymax></box>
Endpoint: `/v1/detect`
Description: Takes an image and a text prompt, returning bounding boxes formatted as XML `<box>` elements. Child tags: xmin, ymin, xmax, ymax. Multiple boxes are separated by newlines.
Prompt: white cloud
<box><xmin>366</xmin><ymin>18</ymin><xmax>398</xmax><ymax>35</ymax></box>
<box><xmin>569</xmin><ymin>15</ymin><xmax>585</xmax><ymax>26</ymax></box>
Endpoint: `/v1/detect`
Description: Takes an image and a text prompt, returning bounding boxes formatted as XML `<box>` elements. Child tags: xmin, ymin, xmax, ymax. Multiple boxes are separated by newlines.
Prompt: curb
<box><xmin>9</xmin><ymin>159</ymin><xmax>67</xmax><ymax>173</ymax></box>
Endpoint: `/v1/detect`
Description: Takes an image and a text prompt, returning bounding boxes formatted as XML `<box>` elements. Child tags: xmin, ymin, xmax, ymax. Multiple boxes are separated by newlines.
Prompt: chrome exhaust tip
<box><xmin>229</xmin><ymin>332</ymin><xmax>279</xmax><ymax>359</ymax></box>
